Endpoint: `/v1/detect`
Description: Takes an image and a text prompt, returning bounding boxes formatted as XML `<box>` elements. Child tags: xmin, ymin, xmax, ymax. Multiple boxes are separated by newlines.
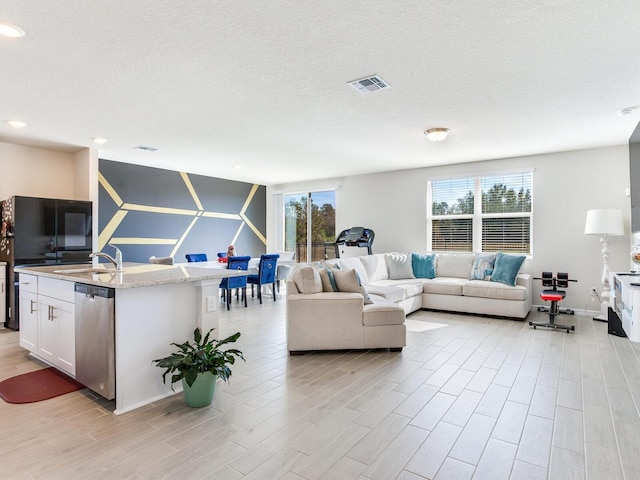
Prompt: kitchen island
<box><xmin>15</xmin><ymin>262</ymin><xmax>247</xmax><ymax>414</ymax></box>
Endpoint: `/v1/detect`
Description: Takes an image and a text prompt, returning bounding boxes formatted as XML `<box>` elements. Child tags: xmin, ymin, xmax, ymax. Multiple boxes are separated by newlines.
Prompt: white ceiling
<box><xmin>2</xmin><ymin>1</ymin><xmax>640</xmax><ymax>186</ymax></box>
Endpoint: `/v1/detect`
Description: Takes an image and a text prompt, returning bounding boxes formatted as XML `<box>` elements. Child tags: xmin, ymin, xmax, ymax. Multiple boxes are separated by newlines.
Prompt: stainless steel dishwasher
<box><xmin>74</xmin><ymin>283</ymin><xmax>116</xmax><ymax>400</ymax></box>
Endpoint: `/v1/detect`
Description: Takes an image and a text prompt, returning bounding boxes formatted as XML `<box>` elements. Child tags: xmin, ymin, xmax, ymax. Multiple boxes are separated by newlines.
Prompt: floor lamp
<box><xmin>584</xmin><ymin>209</ymin><xmax>624</xmax><ymax>321</ymax></box>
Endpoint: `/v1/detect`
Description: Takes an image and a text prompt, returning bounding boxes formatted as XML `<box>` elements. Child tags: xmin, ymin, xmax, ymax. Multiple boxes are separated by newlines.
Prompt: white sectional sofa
<box><xmin>286</xmin><ymin>252</ymin><xmax>531</xmax><ymax>353</ymax></box>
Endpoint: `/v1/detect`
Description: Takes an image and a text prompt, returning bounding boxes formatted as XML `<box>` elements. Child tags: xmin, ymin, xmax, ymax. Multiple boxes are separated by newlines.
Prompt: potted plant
<box><xmin>153</xmin><ymin>327</ymin><xmax>244</xmax><ymax>407</ymax></box>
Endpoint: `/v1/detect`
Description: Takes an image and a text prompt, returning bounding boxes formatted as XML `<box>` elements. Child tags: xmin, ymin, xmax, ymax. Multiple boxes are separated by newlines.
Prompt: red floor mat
<box><xmin>0</xmin><ymin>367</ymin><xmax>85</xmax><ymax>404</ymax></box>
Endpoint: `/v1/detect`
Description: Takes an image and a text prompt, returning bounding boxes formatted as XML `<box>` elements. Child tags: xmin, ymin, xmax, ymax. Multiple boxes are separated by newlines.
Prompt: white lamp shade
<box><xmin>584</xmin><ymin>209</ymin><xmax>624</xmax><ymax>236</ymax></box>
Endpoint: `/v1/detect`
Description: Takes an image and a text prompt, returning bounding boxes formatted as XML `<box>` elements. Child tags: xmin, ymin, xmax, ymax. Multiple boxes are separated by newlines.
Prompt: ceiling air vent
<box><xmin>348</xmin><ymin>75</ymin><xmax>391</xmax><ymax>94</ymax></box>
<box><xmin>134</xmin><ymin>145</ymin><xmax>158</xmax><ymax>152</ymax></box>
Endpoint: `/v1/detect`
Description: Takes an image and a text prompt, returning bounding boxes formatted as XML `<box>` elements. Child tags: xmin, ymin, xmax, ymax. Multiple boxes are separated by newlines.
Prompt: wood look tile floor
<box><xmin>1</xmin><ymin>296</ymin><xmax>639</xmax><ymax>480</ymax></box>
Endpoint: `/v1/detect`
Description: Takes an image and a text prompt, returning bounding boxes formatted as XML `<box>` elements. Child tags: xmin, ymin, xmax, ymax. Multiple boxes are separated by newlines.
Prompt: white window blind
<box><xmin>432</xmin><ymin>218</ymin><xmax>473</xmax><ymax>251</ymax></box>
<box><xmin>428</xmin><ymin>171</ymin><xmax>533</xmax><ymax>254</ymax></box>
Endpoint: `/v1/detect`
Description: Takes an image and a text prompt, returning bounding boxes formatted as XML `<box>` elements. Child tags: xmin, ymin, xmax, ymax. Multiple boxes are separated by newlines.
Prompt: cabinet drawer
<box><xmin>18</xmin><ymin>273</ymin><xmax>38</xmax><ymax>294</ymax></box>
<box><xmin>38</xmin><ymin>277</ymin><xmax>75</xmax><ymax>303</ymax></box>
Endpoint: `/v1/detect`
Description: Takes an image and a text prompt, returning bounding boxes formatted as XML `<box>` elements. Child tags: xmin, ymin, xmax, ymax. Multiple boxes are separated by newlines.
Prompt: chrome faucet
<box><xmin>90</xmin><ymin>244</ymin><xmax>123</xmax><ymax>271</ymax></box>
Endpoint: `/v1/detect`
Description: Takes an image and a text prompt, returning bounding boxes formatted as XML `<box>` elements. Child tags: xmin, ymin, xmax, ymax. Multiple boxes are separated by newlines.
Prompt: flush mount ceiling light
<box><xmin>7</xmin><ymin>120</ymin><xmax>27</xmax><ymax>128</ymax></box>
<box><xmin>92</xmin><ymin>137</ymin><xmax>108</xmax><ymax>144</ymax></box>
<box><xmin>0</xmin><ymin>22</ymin><xmax>25</xmax><ymax>38</ymax></box>
<box><xmin>424</xmin><ymin>127</ymin><xmax>450</xmax><ymax>142</ymax></box>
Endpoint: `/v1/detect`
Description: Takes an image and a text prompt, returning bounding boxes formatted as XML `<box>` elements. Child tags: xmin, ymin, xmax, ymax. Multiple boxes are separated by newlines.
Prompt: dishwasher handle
<box><xmin>74</xmin><ymin>283</ymin><xmax>115</xmax><ymax>298</ymax></box>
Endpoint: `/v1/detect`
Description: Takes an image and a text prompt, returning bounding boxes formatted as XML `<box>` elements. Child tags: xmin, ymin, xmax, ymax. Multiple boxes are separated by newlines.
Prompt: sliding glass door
<box><xmin>284</xmin><ymin>190</ymin><xmax>335</xmax><ymax>262</ymax></box>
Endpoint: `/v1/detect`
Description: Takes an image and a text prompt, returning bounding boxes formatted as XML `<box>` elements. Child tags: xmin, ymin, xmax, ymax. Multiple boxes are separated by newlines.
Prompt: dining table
<box><xmin>174</xmin><ymin>257</ymin><xmax>297</xmax><ymax>298</ymax></box>
<box><xmin>174</xmin><ymin>257</ymin><xmax>296</xmax><ymax>272</ymax></box>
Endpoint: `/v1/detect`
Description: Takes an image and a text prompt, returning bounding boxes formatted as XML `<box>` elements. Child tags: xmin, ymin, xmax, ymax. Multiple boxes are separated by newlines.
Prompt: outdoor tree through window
<box><xmin>284</xmin><ymin>190</ymin><xmax>335</xmax><ymax>262</ymax></box>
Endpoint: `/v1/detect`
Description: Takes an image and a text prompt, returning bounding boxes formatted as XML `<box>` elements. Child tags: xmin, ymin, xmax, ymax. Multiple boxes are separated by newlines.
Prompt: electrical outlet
<box><xmin>206</xmin><ymin>295</ymin><xmax>216</xmax><ymax>312</ymax></box>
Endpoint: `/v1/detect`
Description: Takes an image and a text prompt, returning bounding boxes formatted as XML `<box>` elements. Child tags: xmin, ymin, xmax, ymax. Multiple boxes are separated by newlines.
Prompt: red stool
<box><xmin>529</xmin><ymin>272</ymin><xmax>576</xmax><ymax>333</ymax></box>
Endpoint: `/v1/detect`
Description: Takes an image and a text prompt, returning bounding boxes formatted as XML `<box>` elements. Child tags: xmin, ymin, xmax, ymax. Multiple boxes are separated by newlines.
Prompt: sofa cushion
<box><xmin>490</xmin><ymin>252</ymin><xmax>526</xmax><ymax>287</ymax></box>
<box><xmin>366</xmin><ymin>281</ymin><xmax>423</xmax><ymax>303</ymax></box>
<box><xmin>291</xmin><ymin>267</ymin><xmax>322</xmax><ymax>294</ymax></box>
<box><xmin>366</xmin><ymin>284</ymin><xmax>406</xmax><ymax>303</ymax></box>
<box><xmin>436</xmin><ymin>254</ymin><xmax>475</xmax><ymax>278</ymax></box>
<box><xmin>363</xmin><ymin>301</ymin><xmax>406</xmax><ymax>326</ymax></box>
<box><xmin>463</xmin><ymin>280</ymin><xmax>528</xmax><ymax>301</ymax></box>
<box><xmin>412</xmin><ymin>253</ymin><xmax>436</xmax><ymax>279</ymax></box>
<box><xmin>339</xmin><ymin>257</ymin><xmax>369</xmax><ymax>285</ymax></box>
<box><xmin>334</xmin><ymin>268</ymin><xmax>373</xmax><ymax>304</ymax></box>
<box><xmin>421</xmin><ymin>277</ymin><xmax>467</xmax><ymax>296</ymax></box>
<box><xmin>470</xmin><ymin>253</ymin><xmax>497</xmax><ymax>280</ymax></box>
<box><xmin>360</xmin><ymin>254</ymin><xmax>388</xmax><ymax>282</ymax></box>
<box><xmin>385</xmin><ymin>253</ymin><xmax>415</xmax><ymax>280</ymax></box>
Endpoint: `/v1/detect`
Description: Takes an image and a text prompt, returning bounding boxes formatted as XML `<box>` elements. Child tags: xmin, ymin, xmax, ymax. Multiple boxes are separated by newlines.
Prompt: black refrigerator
<box><xmin>0</xmin><ymin>196</ymin><xmax>93</xmax><ymax>330</ymax></box>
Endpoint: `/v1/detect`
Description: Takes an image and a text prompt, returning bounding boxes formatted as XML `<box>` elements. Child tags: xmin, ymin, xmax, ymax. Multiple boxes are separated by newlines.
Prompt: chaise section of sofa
<box><xmin>286</xmin><ymin>266</ymin><xmax>406</xmax><ymax>353</ymax></box>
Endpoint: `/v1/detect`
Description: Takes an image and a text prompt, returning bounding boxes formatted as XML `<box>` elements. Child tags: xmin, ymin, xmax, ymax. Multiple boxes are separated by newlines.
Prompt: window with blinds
<box><xmin>428</xmin><ymin>171</ymin><xmax>533</xmax><ymax>254</ymax></box>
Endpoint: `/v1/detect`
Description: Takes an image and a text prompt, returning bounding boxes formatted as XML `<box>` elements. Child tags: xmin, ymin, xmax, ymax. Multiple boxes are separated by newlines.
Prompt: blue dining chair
<box><xmin>247</xmin><ymin>254</ymin><xmax>279</xmax><ymax>303</ymax></box>
<box><xmin>219</xmin><ymin>256</ymin><xmax>251</xmax><ymax>310</ymax></box>
<box><xmin>185</xmin><ymin>253</ymin><xmax>208</xmax><ymax>262</ymax></box>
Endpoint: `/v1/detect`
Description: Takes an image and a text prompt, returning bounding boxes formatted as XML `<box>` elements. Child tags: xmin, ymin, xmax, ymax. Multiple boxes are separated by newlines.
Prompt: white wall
<box><xmin>0</xmin><ymin>142</ymin><xmax>92</xmax><ymax>200</ymax></box>
<box><xmin>268</xmin><ymin>145</ymin><xmax>631</xmax><ymax>313</ymax></box>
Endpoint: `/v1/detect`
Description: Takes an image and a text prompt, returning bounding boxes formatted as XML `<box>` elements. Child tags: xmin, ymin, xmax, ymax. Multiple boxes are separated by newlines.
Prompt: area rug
<box><xmin>405</xmin><ymin>319</ymin><xmax>448</xmax><ymax>332</ymax></box>
<box><xmin>0</xmin><ymin>367</ymin><xmax>85</xmax><ymax>404</ymax></box>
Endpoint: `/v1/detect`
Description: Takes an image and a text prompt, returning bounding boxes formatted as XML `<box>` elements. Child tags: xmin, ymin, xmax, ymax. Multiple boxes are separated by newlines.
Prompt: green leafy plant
<box><xmin>153</xmin><ymin>328</ymin><xmax>244</xmax><ymax>390</ymax></box>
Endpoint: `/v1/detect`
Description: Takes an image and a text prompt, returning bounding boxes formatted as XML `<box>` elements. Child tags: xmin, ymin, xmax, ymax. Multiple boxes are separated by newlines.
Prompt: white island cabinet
<box><xmin>37</xmin><ymin>277</ymin><xmax>76</xmax><ymax>376</ymax></box>
<box><xmin>16</xmin><ymin>262</ymin><xmax>245</xmax><ymax>415</ymax></box>
<box><xmin>19</xmin><ymin>274</ymin><xmax>76</xmax><ymax>376</ymax></box>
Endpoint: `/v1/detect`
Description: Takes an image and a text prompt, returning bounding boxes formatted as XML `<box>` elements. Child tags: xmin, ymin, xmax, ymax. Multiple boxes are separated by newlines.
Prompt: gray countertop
<box><xmin>15</xmin><ymin>262</ymin><xmax>247</xmax><ymax>289</ymax></box>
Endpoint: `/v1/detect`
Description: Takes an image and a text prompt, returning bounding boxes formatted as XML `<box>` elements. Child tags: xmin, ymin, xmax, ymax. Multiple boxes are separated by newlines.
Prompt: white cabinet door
<box><xmin>38</xmin><ymin>296</ymin><xmax>75</xmax><ymax>376</ymax></box>
<box><xmin>54</xmin><ymin>298</ymin><xmax>75</xmax><ymax>375</ymax></box>
<box><xmin>38</xmin><ymin>298</ymin><xmax>57</xmax><ymax>366</ymax></box>
<box><xmin>19</xmin><ymin>290</ymin><xmax>39</xmax><ymax>353</ymax></box>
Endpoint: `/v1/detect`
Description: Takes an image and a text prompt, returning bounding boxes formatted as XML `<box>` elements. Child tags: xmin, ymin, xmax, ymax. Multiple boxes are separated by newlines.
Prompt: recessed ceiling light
<box><xmin>7</xmin><ymin>120</ymin><xmax>27</xmax><ymax>128</ymax></box>
<box><xmin>92</xmin><ymin>137</ymin><xmax>108</xmax><ymax>144</ymax></box>
<box><xmin>134</xmin><ymin>145</ymin><xmax>158</xmax><ymax>152</ymax></box>
<box><xmin>0</xmin><ymin>22</ymin><xmax>25</xmax><ymax>38</ymax></box>
<box><xmin>424</xmin><ymin>127</ymin><xmax>450</xmax><ymax>142</ymax></box>
<box><xmin>618</xmin><ymin>106</ymin><xmax>639</xmax><ymax>116</ymax></box>
<box><xmin>233</xmin><ymin>165</ymin><xmax>242</xmax><ymax>170</ymax></box>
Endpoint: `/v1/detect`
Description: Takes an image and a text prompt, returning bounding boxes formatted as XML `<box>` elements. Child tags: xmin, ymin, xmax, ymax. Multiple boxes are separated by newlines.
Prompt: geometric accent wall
<box><xmin>98</xmin><ymin>159</ymin><xmax>266</xmax><ymax>263</ymax></box>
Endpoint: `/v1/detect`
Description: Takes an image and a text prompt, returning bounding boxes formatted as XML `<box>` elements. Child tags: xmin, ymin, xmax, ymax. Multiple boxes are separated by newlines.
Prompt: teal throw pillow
<box><xmin>470</xmin><ymin>253</ymin><xmax>497</xmax><ymax>280</ymax></box>
<box><xmin>412</xmin><ymin>253</ymin><xmax>436</xmax><ymax>279</ymax></box>
<box><xmin>490</xmin><ymin>252</ymin><xmax>526</xmax><ymax>286</ymax></box>
<box><xmin>325</xmin><ymin>267</ymin><xmax>339</xmax><ymax>292</ymax></box>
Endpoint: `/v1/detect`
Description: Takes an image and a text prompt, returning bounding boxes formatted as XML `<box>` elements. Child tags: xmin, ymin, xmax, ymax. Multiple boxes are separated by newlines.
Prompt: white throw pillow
<box><xmin>338</xmin><ymin>257</ymin><xmax>369</xmax><ymax>285</ymax></box>
<box><xmin>385</xmin><ymin>253</ymin><xmax>415</xmax><ymax>280</ymax></box>
<box><xmin>360</xmin><ymin>254</ymin><xmax>388</xmax><ymax>282</ymax></box>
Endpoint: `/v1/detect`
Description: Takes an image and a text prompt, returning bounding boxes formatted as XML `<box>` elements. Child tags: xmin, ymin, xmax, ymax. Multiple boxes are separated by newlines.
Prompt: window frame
<box><xmin>427</xmin><ymin>170</ymin><xmax>533</xmax><ymax>255</ymax></box>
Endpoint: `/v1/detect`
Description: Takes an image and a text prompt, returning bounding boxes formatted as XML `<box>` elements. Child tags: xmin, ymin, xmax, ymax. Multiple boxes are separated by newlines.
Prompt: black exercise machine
<box><xmin>529</xmin><ymin>272</ymin><xmax>576</xmax><ymax>333</ymax></box>
<box><xmin>325</xmin><ymin>227</ymin><xmax>375</xmax><ymax>258</ymax></box>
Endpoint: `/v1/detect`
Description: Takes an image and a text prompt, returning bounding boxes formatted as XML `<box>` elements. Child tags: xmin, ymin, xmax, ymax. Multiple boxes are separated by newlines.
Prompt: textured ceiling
<box><xmin>1</xmin><ymin>1</ymin><xmax>640</xmax><ymax>185</ymax></box>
